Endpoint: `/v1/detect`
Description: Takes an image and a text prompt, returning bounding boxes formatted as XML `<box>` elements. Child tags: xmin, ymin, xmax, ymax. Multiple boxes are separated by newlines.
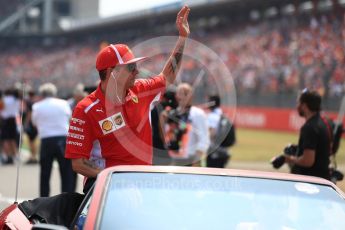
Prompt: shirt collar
<box><xmin>94</xmin><ymin>83</ymin><xmax>135</xmax><ymax>106</ymax></box>
<box><xmin>94</xmin><ymin>83</ymin><xmax>106</xmax><ymax>104</ymax></box>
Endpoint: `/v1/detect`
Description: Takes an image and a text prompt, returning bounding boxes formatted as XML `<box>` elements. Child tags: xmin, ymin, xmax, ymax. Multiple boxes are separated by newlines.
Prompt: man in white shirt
<box><xmin>168</xmin><ymin>83</ymin><xmax>210</xmax><ymax>166</ymax></box>
<box><xmin>32</xmin><ymin>83</ymin><xmax>76</xmax><ymax>197</ymax></box>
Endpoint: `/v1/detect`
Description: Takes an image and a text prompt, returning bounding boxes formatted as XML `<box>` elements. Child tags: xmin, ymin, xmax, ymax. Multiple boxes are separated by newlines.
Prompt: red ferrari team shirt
<box><xmin>65</xmin><ymin>75</ymin><xmax>166</xmax><ymax>168</ymax></box>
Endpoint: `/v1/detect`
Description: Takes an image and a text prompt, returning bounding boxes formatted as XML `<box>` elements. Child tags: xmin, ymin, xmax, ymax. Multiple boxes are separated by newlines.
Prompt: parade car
<box><xmin>1</xmin><ymin>166</ymin><xmax>345</xmax><ymax>230</ymax></box>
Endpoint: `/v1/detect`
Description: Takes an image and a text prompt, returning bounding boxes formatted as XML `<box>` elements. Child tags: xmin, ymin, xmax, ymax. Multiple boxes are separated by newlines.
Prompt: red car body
<box><xmin>1</xmin><ymin>166</ymin><xmax>345</xmax><ymax>229</ymax></box>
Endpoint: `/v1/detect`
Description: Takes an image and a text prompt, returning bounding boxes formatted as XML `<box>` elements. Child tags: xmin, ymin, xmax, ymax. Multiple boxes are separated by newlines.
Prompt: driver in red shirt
<box><xmin>65</xmin><ymin>6</ymin><xmax>190</xmax><ymax>191</ymax></box>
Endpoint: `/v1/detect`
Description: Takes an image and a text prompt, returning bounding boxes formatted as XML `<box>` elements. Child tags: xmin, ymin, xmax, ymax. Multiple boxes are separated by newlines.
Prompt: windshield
<box><xmin>99</xmin><ymin>172</ymin><xmax>345</xmax><ymax>230</ymax></box>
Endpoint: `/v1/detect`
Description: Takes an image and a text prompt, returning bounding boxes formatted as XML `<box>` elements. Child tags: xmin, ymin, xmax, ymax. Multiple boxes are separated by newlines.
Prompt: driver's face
<box><xmin>111</xmin><ymin>63</ymin><xmax>139</xmax><ymax>89</ymax></box>
<box><xmin>123</xmin><ymin>63</ymin><xmax>139</xmax><ymax>89</ymax></box>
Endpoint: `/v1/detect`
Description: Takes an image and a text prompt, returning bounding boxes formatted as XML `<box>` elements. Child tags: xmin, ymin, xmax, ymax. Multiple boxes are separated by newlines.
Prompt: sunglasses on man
<box><xmin>109</xmin><ymin>63</ymin><xmax>137</xmax><ymax>75</ymax></box>
<box><xmin>126</xmin><ymin>63</ymin><xmax>137</xmax><ymax>73</ymax></box>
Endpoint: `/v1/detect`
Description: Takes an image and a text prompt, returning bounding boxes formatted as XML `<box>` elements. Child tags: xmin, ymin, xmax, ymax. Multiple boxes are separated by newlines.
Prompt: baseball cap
<box><xmin>96</xmin><ymin>44</ymin><xmax>147</xmax><ymax>71</ymax></box>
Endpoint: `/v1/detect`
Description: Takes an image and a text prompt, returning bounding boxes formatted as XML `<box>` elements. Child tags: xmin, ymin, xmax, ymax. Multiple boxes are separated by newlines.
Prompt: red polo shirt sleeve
<box><xmin>133</xmin><ymin>74</ymin><xmax>166</xmax><ymax>96</ymax></box>
<box><xmin>65</xmin><ymin>104</ymin><xmax>94</xmax><ymax>159</ymax></box>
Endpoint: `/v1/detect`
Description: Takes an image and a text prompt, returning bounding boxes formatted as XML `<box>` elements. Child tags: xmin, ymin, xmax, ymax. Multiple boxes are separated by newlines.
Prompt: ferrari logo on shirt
<box><xmin>98</xmin><ymin>112</ymin><xmax>126</xmax><ymax>135</ymax></box>
<box><xmin>132</xmin><ymin>95</ymin><xmax>138</xmax><ymax>103</ymax></box>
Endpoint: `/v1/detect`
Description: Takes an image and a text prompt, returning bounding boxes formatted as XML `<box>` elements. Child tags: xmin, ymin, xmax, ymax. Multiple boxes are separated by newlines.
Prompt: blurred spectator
<box><xmin>67</xmin><ymin>83</ymin><xmax>87</xmax><ymax>111</ymax></box>
<box><xmin>32</xmin><ymin>83</ymin><xmax>76</xmax><ymax>197</ymax></box>
<box><xmin>167</xmin><ymin>83</ymin><xmax>210</xmax><ymax>166</ymax></box>
<box><xmin>0</xmin><ymin>88</ymin><xmax>20</xmax><ymax>165</ymax></box>
<box><xmin>206</xmin><ymin>95</ymin><xmax>236</xmax><ymax>168</ymax></box>
<box><xmin>24</xmin><ymin>88</ymin><xmax>38</xmax><ymax>164</ymax></box>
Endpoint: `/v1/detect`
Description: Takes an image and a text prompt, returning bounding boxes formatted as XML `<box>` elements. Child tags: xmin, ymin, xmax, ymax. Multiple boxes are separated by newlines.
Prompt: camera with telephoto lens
<box><xmin>166</xmin><ymin>109</ymin><xmax>188</xmax><ymax>151</ymax></box>
<box><xmin>271</xmin><ymin>144</ymin><xmax>298</xmax><ymax>169</ymax></box>
<box><xmin>161</xmin><ymin>91</ymin><xmax>178</xmax><ymax>110</ymax></box>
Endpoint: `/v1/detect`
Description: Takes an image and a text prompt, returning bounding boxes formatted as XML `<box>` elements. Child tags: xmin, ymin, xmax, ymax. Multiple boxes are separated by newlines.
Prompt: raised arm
<box><xmin>161</xmin><ymin>5</ymin><xmax>190</xmax><ymax>85</ymax></box>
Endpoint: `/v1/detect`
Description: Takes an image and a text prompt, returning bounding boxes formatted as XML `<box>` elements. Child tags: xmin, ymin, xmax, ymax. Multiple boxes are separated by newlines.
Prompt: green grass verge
<box><xmin>231</xmin><ymin>128</ymin><xmax>345</xmax><ymax>163</ymax></box>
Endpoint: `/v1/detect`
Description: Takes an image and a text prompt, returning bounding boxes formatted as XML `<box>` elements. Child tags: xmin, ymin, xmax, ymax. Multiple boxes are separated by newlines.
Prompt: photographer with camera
<box><xmin>166</xmin><ymin>83</ymin><xmax>210</xmax><ymax>166</ymax></box>
<box><xmin>152</xmin><ymin>89</ymin><xmax>178</xmax><ymax>165</ymax></box>
<box><xmin>272</xmin><ymin>89</ymin><xmax>331</xmax><ymax>180</ymax></box>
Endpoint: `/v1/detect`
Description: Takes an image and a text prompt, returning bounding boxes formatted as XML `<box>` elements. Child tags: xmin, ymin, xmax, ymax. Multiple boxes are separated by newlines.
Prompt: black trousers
<box><xmin>40</xmin><ymin>136</ymin><xmax>76</xmax><ymax>197</ymax></box>
<box><xmin>0</xmin><ymin>117</ymin><xmax>17</xmax><ymax>140</ymax></box>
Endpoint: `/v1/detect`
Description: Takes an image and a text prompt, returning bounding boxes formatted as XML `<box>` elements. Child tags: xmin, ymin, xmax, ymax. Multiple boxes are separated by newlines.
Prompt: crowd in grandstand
<box><xmin>200</xmin><ymin>14</ymin><xmax>344</xmax><ymax>99</ymax></box>
<box><xmin>1</xmin><ymin>11</ymin><xmax>345</xmax><ymax>100</ymax></box>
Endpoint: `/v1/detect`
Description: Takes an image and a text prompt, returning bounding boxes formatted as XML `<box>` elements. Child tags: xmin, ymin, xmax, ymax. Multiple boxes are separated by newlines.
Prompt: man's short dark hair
<box><xmin>209</xmin><ymin>95</ymin><xmax>220</xmax><ymax>110</ymax></box>
<box><xmin>99</xmin><ymin>69</ymin><xmax>107</xmax><ymax>81</ymax></box>
<box><xmin>299</xmin><ymin>89</ymin><xmax>322</xmax><ymax>112</ymax></box>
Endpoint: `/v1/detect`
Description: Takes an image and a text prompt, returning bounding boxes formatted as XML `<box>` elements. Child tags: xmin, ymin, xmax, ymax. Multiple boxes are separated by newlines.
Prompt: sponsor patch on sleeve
<box><xmin>71</xmin><ymin>118</ymin><xmax>86</xmax><ymax>126</ymax></box>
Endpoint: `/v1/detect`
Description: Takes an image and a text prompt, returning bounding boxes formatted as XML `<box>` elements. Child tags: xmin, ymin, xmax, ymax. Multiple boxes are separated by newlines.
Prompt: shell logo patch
<box><xmin>99</xmin><ymin>117</ymin><xmax>116</xmax><ymax>135</ymax></box>
<box><xmin>98</xmin><ymin>112</ymin><xmax>126</xmax><ymax>135</ymax></box>
<box><xmin>132</xmin><ymin>95</ymin><xmax>138</xmax><ymax>103</ymax></box>
<box><xmin>102</xmin><ymin>120</ymin><xmax>113</xmax><ymax>132</ymax></box>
